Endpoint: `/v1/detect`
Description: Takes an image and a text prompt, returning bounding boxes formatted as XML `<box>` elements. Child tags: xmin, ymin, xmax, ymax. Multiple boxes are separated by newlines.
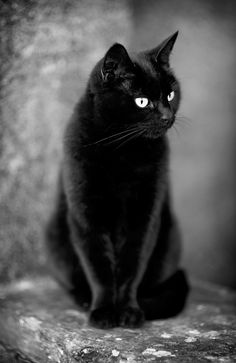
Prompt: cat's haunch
<box><xmin>46</xmin><ymin>32</ymin><xmax>189</xmax><ymax>329</ymax></box>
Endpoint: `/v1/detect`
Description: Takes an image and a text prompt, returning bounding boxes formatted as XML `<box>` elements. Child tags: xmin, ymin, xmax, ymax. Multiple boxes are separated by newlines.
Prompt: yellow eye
<box><xmin>135</xmin><ymin>97</ymin><xmax>149</xmax><ymax>108</ymax></box>
<box><xmin>167</xmin><ymin>91</ymin><xmax>175</xmax><ymax>102</ymax></box>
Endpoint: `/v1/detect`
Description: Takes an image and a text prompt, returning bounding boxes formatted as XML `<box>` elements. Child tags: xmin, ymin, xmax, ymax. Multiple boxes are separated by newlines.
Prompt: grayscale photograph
<box><xmin>0</xmin><ymin>0</ymin><xmax>235</xmax><ymax>362</ymax></box>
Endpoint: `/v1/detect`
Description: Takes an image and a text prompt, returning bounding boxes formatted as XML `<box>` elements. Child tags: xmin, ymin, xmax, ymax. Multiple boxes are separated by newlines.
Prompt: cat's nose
<box><xmin>161</xmin><ymin>114</ymin><xmax>170</xmax><ymax>122</ymax></box>
<box><xmin>158</xmin><ymin>104</ymin><xmax>172</xmax><ymax>124</ymax></box>
<box><xmin>160</xmin><ymin>112</ymin><xmax>172</xmax><ymax>126</ymax></box>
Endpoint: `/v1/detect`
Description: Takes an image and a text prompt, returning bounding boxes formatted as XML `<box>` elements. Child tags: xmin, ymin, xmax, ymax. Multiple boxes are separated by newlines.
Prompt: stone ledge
<box><xmin>0</xmin><ymin>277</ymin><xmax>235</xmax><ymax>362</ymax></box>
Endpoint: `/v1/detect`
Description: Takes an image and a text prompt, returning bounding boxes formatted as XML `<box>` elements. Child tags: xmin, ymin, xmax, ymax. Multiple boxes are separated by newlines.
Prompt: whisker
<box><xmin>175</xmin><ymin>117</ymin><xmax>192</xmax><ymax>129</ymax></box>
<box><xmin>115</xmin><ymin>129</ymin><xmax>145</xmax><ymax>149</ymax></box>
<box><xmin>104</xmin><ymin>128</ymin><xmax>142</xmax><ymax>146</ymax></box>
<box><xmin>176</xmin><ymin>114</ymin><xmax>192</xmax><ymax>125</ymax></box>
<box><xmin>82</xmin><ymin>126</ymin><xmax>139</xmax><ymax>147</ymax></box>
<box><xmin>171</xmin><ymin>124</ymin><xmax>181</xmax><ymax>138</ymax></box>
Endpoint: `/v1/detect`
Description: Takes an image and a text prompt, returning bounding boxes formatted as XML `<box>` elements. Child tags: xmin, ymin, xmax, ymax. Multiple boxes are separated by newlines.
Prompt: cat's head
<box><xmin>90</xmin><ymin>32</ymin><xmax>180</xmax><ymax>139</ymax></box>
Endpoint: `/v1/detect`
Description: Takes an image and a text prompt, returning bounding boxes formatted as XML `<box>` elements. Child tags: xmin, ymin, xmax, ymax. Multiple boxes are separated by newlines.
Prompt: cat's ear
<box><xmin>101</xmin><ymin>43</ymin><xmax>134</xmax><ymax>82</ymax></box>
<box><xmin>148</xmin><ymin>31</ymin><xmax>178</xmax><ymax>66</ymax></box>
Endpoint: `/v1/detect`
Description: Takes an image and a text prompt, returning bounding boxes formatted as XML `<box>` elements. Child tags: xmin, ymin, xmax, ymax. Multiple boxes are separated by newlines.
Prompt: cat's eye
<box><xmin>167</xmin><ymin>91</ymin><xmax>175</xmax><ymax>102</ymax></box>
<box><xmin>135</xmin><ymin>97</ymin><xmax>149</xmax><ymax>108</ymax></box>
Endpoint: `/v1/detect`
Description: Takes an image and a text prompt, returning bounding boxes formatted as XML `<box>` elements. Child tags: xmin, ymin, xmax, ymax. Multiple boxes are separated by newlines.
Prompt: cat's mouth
<box><xmin>143</xmin><ymin>128</ymin><xmax>167</xmax><ymax>139</ymax></box>
<box><xmin>143</xmin><ymin>119</ymin><xmax>174</xmax><ymax>139</ymax></box>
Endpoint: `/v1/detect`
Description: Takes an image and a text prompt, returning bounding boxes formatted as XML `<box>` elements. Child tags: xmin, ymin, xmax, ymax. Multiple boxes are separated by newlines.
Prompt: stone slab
<box><xmin>0</xmin><ymin>278</ymin><xmax>235</xmax><ymax>362</ymax></box>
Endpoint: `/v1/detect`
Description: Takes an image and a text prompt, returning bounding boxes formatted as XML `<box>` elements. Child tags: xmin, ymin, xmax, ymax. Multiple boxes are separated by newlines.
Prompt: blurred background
<box><xmin>0</xmin><ymin>0</ymin><xmax>235</xmax><ymax>288</ymax></box>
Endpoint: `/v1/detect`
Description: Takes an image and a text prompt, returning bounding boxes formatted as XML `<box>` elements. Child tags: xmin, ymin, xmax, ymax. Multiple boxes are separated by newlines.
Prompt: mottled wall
<box><xmin>132</xmin><ymin>0</ymin><xmax>236</xmax><ymax>288</ymax></box>
<box><xmin>0</xmin><ymin>0</ymin><xmax>131</xmax><ymax>282</ymax></box>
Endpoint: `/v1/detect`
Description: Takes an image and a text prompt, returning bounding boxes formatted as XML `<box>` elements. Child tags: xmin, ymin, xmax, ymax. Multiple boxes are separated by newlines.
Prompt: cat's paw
<box><xmin>89</xmin><ymin>306</ymin><xmax>116</xmax><ymax>329</ymax></box>
<box><xmin>118</xmin><ymin>306</ymin><xmax>145</xmax><ymax>328</ymax></box>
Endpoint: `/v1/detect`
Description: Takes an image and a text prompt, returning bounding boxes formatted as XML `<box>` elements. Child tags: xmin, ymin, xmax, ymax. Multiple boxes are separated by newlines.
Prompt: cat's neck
<box><xmin>79</xmin><ymin>131</ymin><xmax>169</xmax><ymax>170</ymax></box>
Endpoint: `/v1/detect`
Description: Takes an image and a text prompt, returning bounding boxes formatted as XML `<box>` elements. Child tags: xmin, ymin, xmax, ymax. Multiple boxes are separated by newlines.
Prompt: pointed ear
<box><xmin>148</xmin><ymin>31</ymin><xmax>179</xmax><ymax>65</ymax></box>
<box><xmin>101</xmin><ymin>43</ymin><xmax>134</xmax><ymax>82</ymax></box>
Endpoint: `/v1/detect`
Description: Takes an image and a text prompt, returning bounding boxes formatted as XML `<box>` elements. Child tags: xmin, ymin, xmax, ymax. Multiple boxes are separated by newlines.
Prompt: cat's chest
<box><xmin>78</xmin><ymin>139</ymin><xmax>168</xmax><ymax>206</ymax></box>
<box><xmin>97</xmin><ymin>156</ymin><xmax>158</xmax><ymax>195</ymax></box>
<box><xmin>100</xmin><ymin>147</ymin><xmax>159</xmax><ymax>181</ymax></box>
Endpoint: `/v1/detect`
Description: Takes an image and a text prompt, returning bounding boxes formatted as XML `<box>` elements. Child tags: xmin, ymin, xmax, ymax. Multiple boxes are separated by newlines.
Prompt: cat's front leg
<box><xmin>116</xmin><ymin>240</ymin><xmax>148</xmax><ymax>328</ymax></box>
<box><xmin>116</xmin><ymin>192</ymin><xmax>164</xmax><ymax>327</ymax></box>
<box><xmin>68</xmin><ymin>214</ymin><xmax>117</xmax><ymax>328</ymax></box>
<box><xmin>116</xmin><ymin>231</ymin><xmax>160</xmax><ymax>327</ymax></box>
<box><xmin>116</xmin><ymin>286</ymin><xmax>145</xmax><ymax>328</ymax></box>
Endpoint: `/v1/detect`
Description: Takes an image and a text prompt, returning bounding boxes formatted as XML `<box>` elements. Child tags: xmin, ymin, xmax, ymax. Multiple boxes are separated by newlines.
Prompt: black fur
<box><xmin>46</xmin><ymin>32</ymin><xmax>189</xmax><ymax>329</ymax></box>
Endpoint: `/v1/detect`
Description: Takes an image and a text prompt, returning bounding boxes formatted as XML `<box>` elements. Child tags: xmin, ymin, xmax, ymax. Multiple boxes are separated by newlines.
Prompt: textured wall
<box><xmin>0</xmin><ymin>0</ymin><xmax>131</xmax><ymax>282</ymax></box>
<box><xmin>132</xmin><ymin>0</ymin><xmax>236</xmax><ymax>288</ymax></box>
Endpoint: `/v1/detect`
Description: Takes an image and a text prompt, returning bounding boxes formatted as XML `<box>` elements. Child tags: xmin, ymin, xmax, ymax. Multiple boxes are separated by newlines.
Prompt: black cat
<box><xmin>46</xmin><ymin>31</ymin><xmax>189</xmax><ymax>329</ymax></box>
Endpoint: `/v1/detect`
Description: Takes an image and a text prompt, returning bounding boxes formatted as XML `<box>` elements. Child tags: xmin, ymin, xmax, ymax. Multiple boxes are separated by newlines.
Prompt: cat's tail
<box><xmin>139</xmin><ymin>270</ymin><xmax>190</xmax><ymax>320</ymax></box>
